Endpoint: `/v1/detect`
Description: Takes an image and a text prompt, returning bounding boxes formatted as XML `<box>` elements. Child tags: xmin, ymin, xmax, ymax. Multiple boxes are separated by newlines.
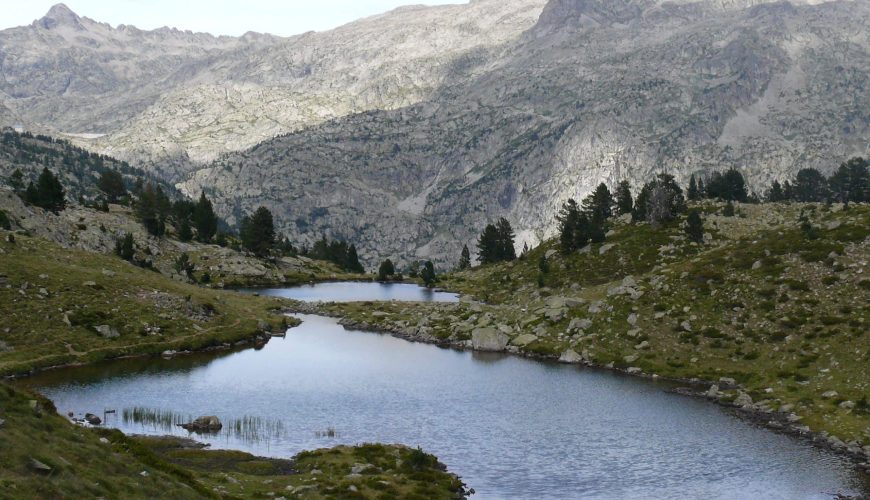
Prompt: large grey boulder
<box><xmin>94</xmin><ymin>325</ymin><xmax>120</xmax><ymax>339</ymax></box>
<box><xmin>471</xmin><ymin>327</ymin><xmax>509</xmax><ymax>351</ymax></box>
<box><xmin>559</xmin><ymin>349</ymin><xmax>583</xmax><ymax>363</ymax></box>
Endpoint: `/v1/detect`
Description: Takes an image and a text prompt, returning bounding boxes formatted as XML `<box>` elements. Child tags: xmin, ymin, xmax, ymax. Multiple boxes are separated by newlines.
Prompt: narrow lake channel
<box><xmin>20</xmin><ymin>283</ymin><xmax>869</xmax><ymax>499</ymax></box>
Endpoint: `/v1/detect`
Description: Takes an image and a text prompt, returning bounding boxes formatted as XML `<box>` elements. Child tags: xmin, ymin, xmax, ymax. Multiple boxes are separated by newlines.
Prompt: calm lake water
<box><xmin>22</xmin><ymin>284</ymin><xmax>869</xmax><ymax>499</ymax></box>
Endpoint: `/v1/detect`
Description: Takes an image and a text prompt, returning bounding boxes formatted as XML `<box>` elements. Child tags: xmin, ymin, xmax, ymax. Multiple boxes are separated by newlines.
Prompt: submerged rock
<box><xmin>180</xmin><ymin>415</ymin><xmax>222</xmax><ymax>432</ymax></box>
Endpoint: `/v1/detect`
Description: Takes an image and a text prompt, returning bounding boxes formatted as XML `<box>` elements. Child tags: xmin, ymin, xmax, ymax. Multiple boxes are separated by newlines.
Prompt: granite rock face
<box><xmin>2</xmin><ymin>1</ymin><xmax>869</xmax><ymax>267</ymax></box>
<box><xmin>178</xmin><ymin>0</ymin><xmax>870</xmax><ymax>267</ymax></box>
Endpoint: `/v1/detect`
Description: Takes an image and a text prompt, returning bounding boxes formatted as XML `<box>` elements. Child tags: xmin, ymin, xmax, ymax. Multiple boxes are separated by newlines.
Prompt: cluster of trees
<box><xmin>476</xmin><ymin>217</ymin><xmax>517</xmax><ymax>264</ymax></box>
<box><xmin>632</xmin><ymin>173</ymin><xmax>686</xmax><ymax>226</ymax></box>
<box><xmin>304</xmin><ymin>236</ymin><xmax>365</xmax><ymax>273</ymax></box>
<box><xmin>687</xmin><ymin>168</ymin><xmax>747</xmax><ymax>202</ymax></box>
<box><xmin>376</xmin><ymin>258</ymin><xmax>437</xmax><ymax>286</ymax></box>
<box><xmin>557</xmin><ymin>183</ymin><xmax>613</xmax><ymax>254</ymax></box>
<box><xmin>12</xmin><ymin>167</ymin><xmax>67</xmax><ymax>213</ymax></box>
<box><xmin>2</xmin><ymin>129</ymin><xmax>156</xmax><ymax>201</ymax></box>
<box><xmin>133</xmin><ymin>183</ymin><xmax>219</xmax><ymax>244</ymax></box>
<box><xmin>766</xmin><ymin>159</ymin><xmax>869</xmax><ymax>205</ymax></box>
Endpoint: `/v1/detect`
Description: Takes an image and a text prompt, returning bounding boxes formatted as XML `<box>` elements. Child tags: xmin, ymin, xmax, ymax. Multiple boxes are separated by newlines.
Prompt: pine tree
<box><xmin>8</xmin><ymin>169</ymin><xmax>24</xmax><ymax>193</ymax></box>
<box><xmin>240</xmin><ymin>206</ymin><xmax>275</xmax><ymax>257</ymax></box>
<box><xmin>829</xmin><ymin>157</ymin><xmax>869</xmax><ymax>204</ymax></box>
<box><xmin>634</xmin><ymin>173</ymin><xmax>685</xmax><ymax>227</ymax></box>
<box><xmin>136</xmin><ymin>183</ymin><xmax>168</xmax><ymax>236</ymax></box>
<box><xmin>697</xmin><ymin>177</ymin><xmax>706</xmax><ymax>199</ymax></box>
<box><xmin>98</xmin><ymin>170</ymin><xmax>127</xmax><ymax>203</ymax></box>
<box><xmin>420</xmin><ymin>261</ymin><xmax>436</xmax><ymax>287</ymax></box>
<box><xmin>685</xmin><ymin>209</ymin><xmax>704</xmax><ymax>243</ymax></box>
<box><xmin>114</xmin><ymin>233</ymin><xmax>135</xmax><ymax>261</ymax></box>
<box><xmin>477</xmin><ymin>224</ymin><xmax>499</xmax><ymax>265</ymax></box>
<box><xmin>582</xmin><ymin>183</ymin><xmax>614</xmax><ymax>222</ymax></box>
<box><xmin>378</xmin><ymin>259</ymin><xmax>396</xmax><ymax>281</ymax></box>
<box><xmin>766</xmin><ymin>180</ymin><xmax>785</xmax><ymax>202</ymax></box>
<box><xmin>458</xmin><ymin>244</ymin><xmax>471</xmax><ymax>270</ymax></box>
<box><xmin>782</xmin><ymin>181</ymin><xmax>795</xmax><ymax>201</ymax></box>
<box><xmin>178</xmin><ymin>220</ymin><xmax>193</xmax><ymax>242</ymax></box>
<box><xmin>793</xmin><ymin>168</ymin><xmax>828</xmax><ymax>202</ymax></box>
<box><xmin>345</xmin><ymin>244</ymin><xmax>365</xmax><ymax>273</ymax></box>
<box><xmin>193</xmin><ymin>192</ymin><xmax>218</xmax><ymax>242</ymax></box>
<box><xmin>557</xmin><ymin>199</ymin><xmax>581</xmax><ymax>254</ymax></box>
<box><xmin>495</xmin><ymin>218</ymin><xmax>517</xmax><ymax>262</ymax></box>
<box><xmin>687</xmin><ymin>174</ymin><xmax>699</xmax><ymax>201</ymax></box>
<box><xmin>615</xmin><ymin>180</ymin><xmax>633</xmax><ymax>215</ymax></box>
<box><xmin>29</xmin><ymin>167</ymin><xmax>66</xmax><ymax>213</ymax></box>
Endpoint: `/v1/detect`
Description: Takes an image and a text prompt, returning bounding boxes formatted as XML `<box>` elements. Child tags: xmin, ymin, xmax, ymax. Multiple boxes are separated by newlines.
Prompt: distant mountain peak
<box><xmin>38</xmin><ymin>3</ymin><xmax>83</xmax><ymax>30</ymax></box>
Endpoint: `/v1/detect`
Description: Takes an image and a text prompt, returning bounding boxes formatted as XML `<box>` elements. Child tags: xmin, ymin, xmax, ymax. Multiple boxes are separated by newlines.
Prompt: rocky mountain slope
<box><xmin>3</xmin><ymin>0</ymin><xmax>869</xmax><ymax>266</ymax></box>
<box><xmin>0</xmin><ymin>1</ymin><xmax>548</xmax><ymax>173</ymax></box>
<box><xmin>179</xmin><ymin>0</ymin><xmax>870</xmax><ymax>266</ymax></box>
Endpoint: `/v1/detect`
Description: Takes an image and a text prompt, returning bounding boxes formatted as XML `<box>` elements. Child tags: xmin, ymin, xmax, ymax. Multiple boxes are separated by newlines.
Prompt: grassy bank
<box><xmin>0</xmin><ymin>233</ymin><xmax>294</xmax><ymax>377</ymax></box>
<box><xmin>313</xmin><ymin>203</ymin><xmax>870</xmax><ymax>459</ymax></box>
<box><xmin>0</xmin><ymin>384</ymin><xmax>468</xmax><ymax>499</ymax></box>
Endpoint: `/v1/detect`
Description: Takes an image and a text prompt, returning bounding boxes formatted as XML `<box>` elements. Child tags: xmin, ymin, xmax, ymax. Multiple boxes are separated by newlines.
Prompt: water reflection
<box><xmin>239</xmin><ymin>281</ymin><xmax>459</xmax><ymax>303</ymax></box>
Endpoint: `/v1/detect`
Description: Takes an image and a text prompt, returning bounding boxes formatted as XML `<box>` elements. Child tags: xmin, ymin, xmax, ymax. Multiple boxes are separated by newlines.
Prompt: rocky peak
<box><xmin>37</xmin><ymin>3</ymin><xmax>83</xmax><ymax>30</ymax></box>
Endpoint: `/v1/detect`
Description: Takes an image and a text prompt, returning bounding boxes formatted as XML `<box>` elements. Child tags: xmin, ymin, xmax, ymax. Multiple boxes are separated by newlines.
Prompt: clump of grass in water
<box><xmin>226</xmin><ymin>415</ymin><xmax>286</xmax><ymax>445</ymax></box>
<box><xmin>123</xmin><ymin>407</ymin><xmax>191</xmax><ymax>431</ymax></box>
<box><xmin>123</xmin><ymin>408</ymin><xmax>288</xmax><ymax>444</ymax></box>
<box><xmin>315</xmin><ymin>427</ymin><xmax>338</xmax><ymax>438</ymax></box>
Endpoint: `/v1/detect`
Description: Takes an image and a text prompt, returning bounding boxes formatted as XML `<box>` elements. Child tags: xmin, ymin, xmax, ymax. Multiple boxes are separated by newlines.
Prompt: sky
<box><xmin>0</xmin><ymin>0</ymin><xmax>467</xmax><ymax>37</ymax></box>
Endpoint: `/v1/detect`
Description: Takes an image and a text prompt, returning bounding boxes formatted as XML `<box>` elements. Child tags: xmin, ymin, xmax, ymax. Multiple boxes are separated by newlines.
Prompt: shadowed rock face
<box><xmin>2</xmin><ymin>1</ymin><xmax>868</xmax><ymax>267</ymax></box>
<box><xmin>177</xmin><ymin>0</ymin><xmax>870</xmax><ymax>267</ymax></box>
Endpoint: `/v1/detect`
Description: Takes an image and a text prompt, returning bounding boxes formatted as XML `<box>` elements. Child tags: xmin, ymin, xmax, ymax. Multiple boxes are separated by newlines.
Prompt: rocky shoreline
<box><xmin>288</xmin><ymin>303</ymin><xmax>870</xmax><ymax>475</ymax></box>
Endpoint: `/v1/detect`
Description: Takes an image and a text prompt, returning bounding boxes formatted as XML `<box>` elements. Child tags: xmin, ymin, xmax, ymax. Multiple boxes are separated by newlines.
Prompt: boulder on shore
<box><xmin>471</xmin><ymin>327</ymin><xmax>509</xmax><ymax>351</ymax></box>
<box><xmin>180</xmin><ymin>415</ymin><xmax>222</xmax><ymax>432</ymax></box>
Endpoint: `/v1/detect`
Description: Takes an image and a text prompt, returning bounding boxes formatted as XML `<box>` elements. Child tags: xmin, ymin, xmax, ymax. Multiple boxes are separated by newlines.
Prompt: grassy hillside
<box><xmin>0</xmin><ymin>232</ymin><xmax>293</xmax><ymax>376</ymax></box>
<box><xmin>313</xmin><ymin>202</ymin><xmax>870</xmax><ymax>457</ymax></box>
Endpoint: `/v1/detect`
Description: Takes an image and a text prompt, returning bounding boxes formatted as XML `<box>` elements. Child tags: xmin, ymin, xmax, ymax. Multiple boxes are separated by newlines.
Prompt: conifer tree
<box><xmin>582</xmin><ymin>183</ymin><xmax>614</xmax><ymax>222</ymax></box>
<box><xmin>27</xmin><ymin>168</ymin><xmax>66</xmax><ymax>213</ymax></box>
<box><xmin>193</xmin><ymin>192</ymin><xmax>218</xmax><ymax>242</ymax></box>
<box><xmin>420</xmin><ymin>261</ymin><xmax>436</xmax><ymax>287</ymax></box>
<box><xmin>458</xmin><ymin>244</ymin><xmax>471</xmax><ymax>270</ymax></box>
<box><xmin>766</xmin><ymin>180</ymin><xmax>785</xmax><ymax>202</ymax></box>
<box><xmin>178</xmin><ymin>220</ymin><xmax>193</xmax><ymax>242</ymax></box>
<box><xmin>114</xmin><ymin>233</ymin><xmax>135</xmax><ymax>261</ymax></box>
<box><xmin>687</xmin><ymin>174</ymin><xmax>699</xmax><ymax>201</ymax></box>
<box><xmin>828</xmin><ymin>157</ymin><xmax>869</xmax><ymax>204</ymax></box>
<box><xmin>557</xmin><ymin>199</ymin><xmax>581</xmax><ymax>254</ymax></box>
<box><xmin>615</xmin><ymin>180</ymin><xmax>633</xmax><ymax>215</ymax></box>
<box><xmin>495</xmin><ymin>217</ymin><xmax>517</xmax><ymax>262</ymax></box>
<box><xmin>477</xmin><ymin>223</ymin><xmax>500</xmax><ymax>265</ymax></box>
<box><xmin>685</xmin><ymin>209</ymin><xmax>704</xmax><ymax>243</ymax></box>
<box><xmin>8</xmin><ymin>169</ymin><xmax>24</xmax><ymax>193</ymax></box>
<box><xmin>98</xmin><ymin>170</ymin><xmax>127</xmax><ymax>203</ymax></box>
<box><xmin>378</xmin><ymin>259</ymin><xmax>396</xmax><ymax>281</ymax></box>
<box><xmin>345</xmin><ymin>244</ymin><xmax>365</xmax><ymax>273</ymax></box>
<box><xmin>240</xmin><ymin>206</ymin><xmax>275</xmax><ymax>257</ymax></box>
<box><xmin>793</xmin><ymin>168</ymin><xmax>828</xmax><ymax>202</ymax></box>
